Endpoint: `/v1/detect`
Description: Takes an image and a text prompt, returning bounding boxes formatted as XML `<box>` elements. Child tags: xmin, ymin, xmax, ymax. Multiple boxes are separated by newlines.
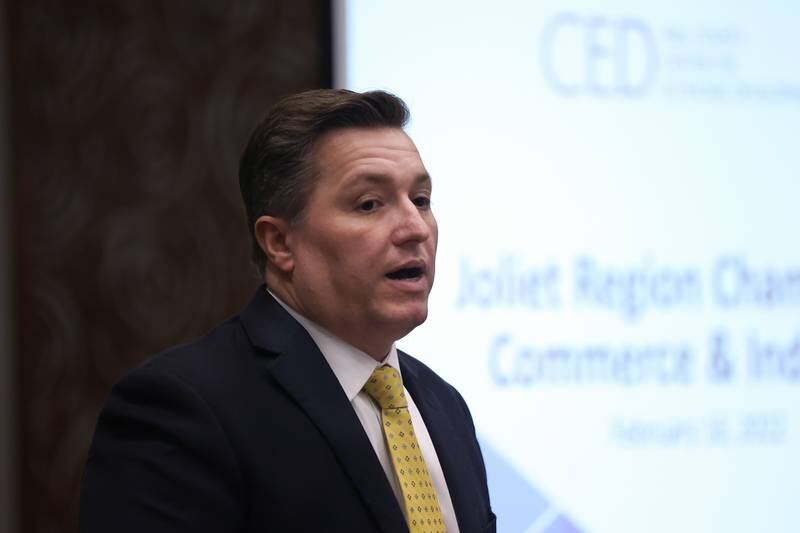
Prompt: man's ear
<box><xmin>254</xmin><ymin>215</ymin><xmax>295</xmax><ymax>273</ymax></box>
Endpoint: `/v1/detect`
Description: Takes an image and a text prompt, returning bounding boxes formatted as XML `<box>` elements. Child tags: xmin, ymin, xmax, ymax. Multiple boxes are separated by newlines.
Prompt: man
<box><xmin>80</xmin><ymin>89</ymin><xmax>495</xmax><ymax>532</ymax></box>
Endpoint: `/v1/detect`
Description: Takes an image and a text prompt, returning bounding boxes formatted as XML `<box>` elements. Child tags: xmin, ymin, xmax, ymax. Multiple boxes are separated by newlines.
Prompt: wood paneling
<box><xmin>8</xmin><ymin>2</ymin><xmax>329</xmax><ymax>531</ymax></box>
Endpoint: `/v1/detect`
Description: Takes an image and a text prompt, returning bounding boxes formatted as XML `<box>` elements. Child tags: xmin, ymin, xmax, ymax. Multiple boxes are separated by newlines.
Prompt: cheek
<box><xmin>301</xmin><ymin>239</ymin><xmax>361</xmax><ymax>282</ymax></box>
<box><xmin>429</xmin><ymin>220</ymin><xmax>439</xmax><ymax>252</ymax></box>
<box><xmin>295</xmin><ymin>224</ymin><xmax>387</xmax><ymax>283</ymax></box>
<box><xmin>293</xmin><ymin>240</ymin><xmax>338</xmax><ymax>280</ymax></box>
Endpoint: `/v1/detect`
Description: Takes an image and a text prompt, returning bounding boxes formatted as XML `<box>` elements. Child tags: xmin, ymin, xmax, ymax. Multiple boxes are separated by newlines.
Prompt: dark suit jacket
<box><xmin>80</xmin><ymin>288</ymin><xmax>495</xmax><ymax>532</ymax></box>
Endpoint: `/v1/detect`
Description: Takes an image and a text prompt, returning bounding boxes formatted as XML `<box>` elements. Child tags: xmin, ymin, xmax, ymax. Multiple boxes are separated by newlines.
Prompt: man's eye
<box><xmin>358</xmin><ymin>199</ymin><xmax>379</xmax><ymax>212</ymax></box>
<box><xmin>413</xmin><ymin>196</ymin><xmax>431</xmax><ymax>208</ymax></box>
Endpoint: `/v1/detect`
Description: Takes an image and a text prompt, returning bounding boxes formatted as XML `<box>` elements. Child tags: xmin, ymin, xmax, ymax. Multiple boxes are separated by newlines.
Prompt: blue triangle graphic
<box><xmin>478</xmin><ymin>436</ymin><xmax>587</xmax><ymax>533</ymax></box>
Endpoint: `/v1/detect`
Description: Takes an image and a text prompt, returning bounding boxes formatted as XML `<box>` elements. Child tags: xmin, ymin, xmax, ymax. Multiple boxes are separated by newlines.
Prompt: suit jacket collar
<box><xmin>400</xmin><ymin>354</ymin><xmax>475</xmax><ymax>533</ymax></box>
<box><xmin>240</xmin><ymin>287</ymin><xmax>408</xmax><ymax>533</ymax></box>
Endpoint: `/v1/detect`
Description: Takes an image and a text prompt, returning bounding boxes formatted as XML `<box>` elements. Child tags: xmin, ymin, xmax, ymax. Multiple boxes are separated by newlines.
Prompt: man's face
<box><xmin>284</xmin><ymin>127</ymin><xmax>437</xmax><ymax>356</ymax></box>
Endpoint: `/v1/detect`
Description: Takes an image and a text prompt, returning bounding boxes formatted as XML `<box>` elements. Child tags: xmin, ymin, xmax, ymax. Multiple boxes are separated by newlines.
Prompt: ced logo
<box><xmin>540</xmin><ymin>13</ymin><xmax>658</xmax><ymax>97</ymax></box>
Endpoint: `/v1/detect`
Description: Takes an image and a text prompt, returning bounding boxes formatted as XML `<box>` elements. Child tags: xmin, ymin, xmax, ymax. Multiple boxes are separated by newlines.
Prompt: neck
<box><xmin>265</xmin><ymin>279</ymin><xmax>393</xmax><ymax>361</ymax></box>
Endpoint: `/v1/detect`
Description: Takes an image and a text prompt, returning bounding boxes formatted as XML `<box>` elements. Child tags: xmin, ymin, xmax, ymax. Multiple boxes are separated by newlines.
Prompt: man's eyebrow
<box><xmin>349</xmin><ymin>172</ymin><xmax>432</xmax><ymax>186</ymax></box>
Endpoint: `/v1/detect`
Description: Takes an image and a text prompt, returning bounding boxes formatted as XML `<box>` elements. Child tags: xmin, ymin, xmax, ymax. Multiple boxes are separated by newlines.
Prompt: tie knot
<box><xmin>363</xmin><ymin>365</ymin><xmax>408</xmax><ymax>410</ymax></box>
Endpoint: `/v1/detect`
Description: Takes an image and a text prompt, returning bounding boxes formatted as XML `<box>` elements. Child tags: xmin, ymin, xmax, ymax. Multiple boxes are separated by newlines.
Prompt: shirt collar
<box><xmin>268</xmin><ymin>289</ymin><xmax>401</xmax><ymax>401</ymax></box>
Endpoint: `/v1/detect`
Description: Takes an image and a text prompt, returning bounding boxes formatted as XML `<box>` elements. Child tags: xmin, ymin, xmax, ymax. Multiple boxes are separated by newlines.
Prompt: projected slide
<box><xmin>338</xmin><ymin>2</ymin><xmax>800</xmax><ymax>532</ymax></box>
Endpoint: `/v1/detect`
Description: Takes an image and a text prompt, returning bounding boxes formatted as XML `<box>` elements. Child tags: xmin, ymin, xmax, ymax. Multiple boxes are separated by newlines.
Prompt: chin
<box><xmin>382</xmin><ymin>305</ymin><xmax>429</xmax><ymax>339</ymax></box>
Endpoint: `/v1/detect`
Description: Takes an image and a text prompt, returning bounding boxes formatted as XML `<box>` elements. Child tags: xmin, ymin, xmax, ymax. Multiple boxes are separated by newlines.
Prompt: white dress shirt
<box><xmin>269</xmin><ymin>291</ymin><xmax>459</xmax><ymax>532</ymax></box>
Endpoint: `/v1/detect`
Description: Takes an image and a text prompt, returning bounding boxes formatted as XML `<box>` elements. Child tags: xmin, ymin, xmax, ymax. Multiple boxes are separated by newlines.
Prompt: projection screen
<box><xmin>336</xmin><ymin>2</ymin><xmax>800</xmax><ymax>532</ymax></box>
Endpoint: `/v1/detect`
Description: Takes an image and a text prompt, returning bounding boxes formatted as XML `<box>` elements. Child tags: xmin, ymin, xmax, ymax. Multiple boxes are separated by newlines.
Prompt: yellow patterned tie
<box><xmin>363</xmin><ymin>365</ymin><xmax>446</xmax><ymax>533</ymax></box>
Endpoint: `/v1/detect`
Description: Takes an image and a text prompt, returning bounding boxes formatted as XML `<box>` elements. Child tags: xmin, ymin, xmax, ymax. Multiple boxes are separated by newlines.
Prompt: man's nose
<box><xmin>392</xmin><ymin>199</ymin><xmax>431</xmax><ymax>244</ymax></box>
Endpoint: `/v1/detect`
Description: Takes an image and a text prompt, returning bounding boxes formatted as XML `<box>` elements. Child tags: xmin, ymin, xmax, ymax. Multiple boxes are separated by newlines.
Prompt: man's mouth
<box><xmin>385</xmin><ymin>265</ymin><xmax>425</xmax><ymax>281</ymax></box>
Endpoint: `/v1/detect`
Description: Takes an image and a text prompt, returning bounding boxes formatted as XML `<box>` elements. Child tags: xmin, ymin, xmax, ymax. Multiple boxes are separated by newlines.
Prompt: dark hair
<box><xmin>239</xmin><ymin>89</ymin><xmax>410</xmax><ymax>273</ymax></box>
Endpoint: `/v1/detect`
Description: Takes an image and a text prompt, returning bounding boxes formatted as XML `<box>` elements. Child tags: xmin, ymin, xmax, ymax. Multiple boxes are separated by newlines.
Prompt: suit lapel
<box><xmin>401</xmin><ymin>356</ymin><xmax>476</xmax><ymax>533</ymax></box>
<box><xmin>240</xmin><ymin>289</ymin><xmax>407</xmax><ymax>533</ymax></box>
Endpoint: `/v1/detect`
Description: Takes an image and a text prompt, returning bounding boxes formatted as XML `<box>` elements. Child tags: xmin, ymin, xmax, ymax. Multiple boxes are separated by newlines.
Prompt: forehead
<box><xmin>311</xmin><ymin>127</ymin><xmax>426</xmax><ymax>184</ymax></box>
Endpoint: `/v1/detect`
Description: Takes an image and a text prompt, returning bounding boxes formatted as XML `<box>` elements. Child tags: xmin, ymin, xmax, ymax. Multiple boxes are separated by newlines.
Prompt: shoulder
<box><xmin>103</xmin><ymin>315</ymin><xmax>254</xmax><ymax>419</ymax></box>
<box><xmin>397</xmin><ymin>350</ymin><xmax>448</xmax><ymax>387</ymax></box>
<box><xmin>82</xmin><ymin>319</ymin><xmax>252</xmax><ymax>531</ymax></box>
<box><xmin>398</xmin><ymin>350</ymin><xmax>474</xmax><ymax>420</ymax></box>
<box><xmin>125</xmin><ymin>316</ymin><xmax>256</xmax><ymax>394</ymax></box>
<box><xmin>102</xmin><ymin>314</ymin><xmax>274</xmax><ymax>449</ymax></box>
<box><xmin>126</xmin><ymin>286</ymin><xmax>303</xmax><ymax>391</ymax></box>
